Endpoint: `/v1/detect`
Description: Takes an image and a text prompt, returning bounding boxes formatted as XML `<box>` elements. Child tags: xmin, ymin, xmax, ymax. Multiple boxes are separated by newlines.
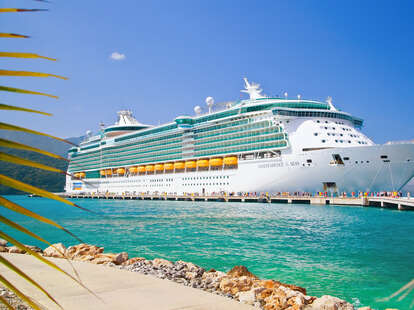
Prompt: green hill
<box><xmin>0</xmin><ymin>132</ymin><xmax>83</xmax><ymax>195</ymax></box>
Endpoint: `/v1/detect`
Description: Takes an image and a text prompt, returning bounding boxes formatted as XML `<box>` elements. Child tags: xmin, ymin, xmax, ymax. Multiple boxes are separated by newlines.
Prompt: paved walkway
<box><xmin>0</xmin><ymin>253</ymin><xmax>254</xmax><ymax>310</ymax></box>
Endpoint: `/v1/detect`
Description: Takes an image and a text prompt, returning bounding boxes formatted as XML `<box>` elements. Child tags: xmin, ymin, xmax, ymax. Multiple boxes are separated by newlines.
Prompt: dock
<box><xmin>60</xmin><ymin>193</ymin><xmax>414</xmax><ymax>211</ymax></box>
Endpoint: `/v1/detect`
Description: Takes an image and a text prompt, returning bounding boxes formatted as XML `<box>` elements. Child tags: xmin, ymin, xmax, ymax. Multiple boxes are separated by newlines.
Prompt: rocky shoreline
<box><xmin>0</xmin><ymin>241</ymin><xmax>382</xmax><ymax>310</ymax></box>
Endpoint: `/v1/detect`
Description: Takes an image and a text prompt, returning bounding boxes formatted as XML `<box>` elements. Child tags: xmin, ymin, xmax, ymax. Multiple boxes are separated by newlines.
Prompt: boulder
<box><xmin>153</xmin><ymin>258</ymin><xmax>174</xmax><ymax>268</ymax></box>
<box><xmin>255</xmin><ymin>279</ymin><xmax>307</xmax><ymax>295</ymax></box>
<box><xmin>43</xmin><ymin>243</ymin><xmax>66</xmax><ymax>258</ymax></box>
<box><xmin>0</xmin><ymin>239</ymin><xmax>7</xmax><ymax>247</ymax></box>
<box><xmin>8</xmin><ymin>246</ymin><xmax>25</xmax><ymax>254</ymax></box>
<box><xmin>91</xmin><ymin>256</ymin><xmax>113</xmax><ymax>265</ymax></box>
<box><xmin>122</xmin><ymin>257</ymin><xmax>146</xmax><ymax>266</ymax></box>
<box><xmin>66</xmin><ymin>244</ymin><xmax>104</xmax><ymax>260</ymax></box>
<box><xmin>305</xmin><ymin>295</ymin><xmax>354</xmax><ymax>310</ymax></box>
<box><xmin>220</xmin><ymin>276</ymin><xmax>255</xmax><ymax>295</ymax></box>
<box><xmin>238</xmin><ymin>289</ymin><xmax>257</xmax><ymax>305</ymax></box>
<box><xmin>25</xmin><ymin>245</ymin><xmax>43</xmax><ymax>254</ymax></box>
<box><xmin>113</xmin><ymin>252</ymin><xmax>128</xmax><ymax>265</ymax></box>
<box><xmin>227</xmin><ymin>265</ymin><xmax>258</xmax><ymax>279</ymax></box>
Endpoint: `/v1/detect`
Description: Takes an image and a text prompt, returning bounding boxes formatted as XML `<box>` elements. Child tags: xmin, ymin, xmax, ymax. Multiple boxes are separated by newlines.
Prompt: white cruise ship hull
<box><xmin>66</xmin><ymin>143</ymin><xmax>414</xmax><ymax>195</ymax></box>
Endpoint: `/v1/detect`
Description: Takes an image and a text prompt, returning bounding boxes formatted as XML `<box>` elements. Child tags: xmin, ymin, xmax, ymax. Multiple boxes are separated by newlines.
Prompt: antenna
<box><xmin>194</xmin><ymin>105</ymin><xmax>202</xmax><ymax>115</ymax></box>
<box><xmin>284</xmin><ymin>92</ymin><xmax>288</xmax><ymax>99</ymax></box>
<box><xmin>205</xmin><ymin>96</ymin><xmax>214</xmax><ymax>113</ymax></box>
<box><xmin>297</xmin><ymin>94</ymin><xmax>301</xmax><ymax>100</ymax></box>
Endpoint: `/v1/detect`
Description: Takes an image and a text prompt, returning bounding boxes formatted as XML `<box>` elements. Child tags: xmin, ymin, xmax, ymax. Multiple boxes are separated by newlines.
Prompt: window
<box><xmin>314</xmin><ymin>133</ymin><xmax>318</xmax><ymax>136</ymax></box>
<box><xmin>321</xmin><ymin>139</ymin><xmax>326</xmax><ymax>143</ymax></box>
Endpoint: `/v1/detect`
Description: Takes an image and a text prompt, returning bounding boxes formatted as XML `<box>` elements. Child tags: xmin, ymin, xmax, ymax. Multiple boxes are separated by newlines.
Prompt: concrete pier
<box><xmin>59</xmin><ymin>193</ymin><xmax>414</xmax><ymax>211</ymax></box>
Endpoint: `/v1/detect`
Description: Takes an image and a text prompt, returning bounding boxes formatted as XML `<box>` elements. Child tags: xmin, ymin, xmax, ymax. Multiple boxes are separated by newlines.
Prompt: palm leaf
<box><xmin>0</xmin><ymin>123</ymin><xmax>75</xmax><ymax>145</ymax></box>
<box><xmin>0</xmin><ymin>52</ymin><xmax>56</xmax><ymax>61</ymax></box>
<box><xmin>0</xmin><ymin>174</ymin><xmax>92</xmax><ymax>212</ymax></box>
<box><xmin>0</xmin><ymin>8</ymin><xmax>48</xmax><ymax>13</ymax></box>
<box><xmin>0</xmin><ymin>85</ymin><xmax>57</xmax><ymax>99</ymax></box>
<box><xmin>0</xmin><ymin>273</ymin><xmax>41</xmax><ymax>310</ymax></box>
<box><xmin>0</xmin><ymin>70</ymin><xmax>68</xmax><ymax>80</ymax></box>
<box><xmin>0</xmin><ymin>33</ymin><xmax>29</xmax><ymax>39</ymax></box>
<box><xmin>0</xmin><ymin>103</ymin><xmax>52</xmax><ymax>116</ymax></box>
<box><xmin>0</xmin><ymin>255</ymin><xmax>62</xmax><ymax>309</ymax></box>
<box><xmin>0</xmin><ymin>138</ymin><xmax>67</xmax><ymax>161</ymax></box>
<box><xmin>0</xmin><ymin>231</ymin><xmax>98</xmax><ymax>299</ymax></box>
<box><xmin>0</xmin><ymin>152</ymin><xmax>66</xmax><ymax>174</ymax></box>
<box><xmin>0</xmin><ymin>295</ymin><xmax>14</xmax><ymax>310</ymax></box>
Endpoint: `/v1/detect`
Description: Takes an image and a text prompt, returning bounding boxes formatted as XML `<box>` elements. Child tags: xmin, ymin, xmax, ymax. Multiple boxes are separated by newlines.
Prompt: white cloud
<box><xmin>110</xmin><ymin>52</ymin><xmax>126</xmax><ymax>61</ymax></box>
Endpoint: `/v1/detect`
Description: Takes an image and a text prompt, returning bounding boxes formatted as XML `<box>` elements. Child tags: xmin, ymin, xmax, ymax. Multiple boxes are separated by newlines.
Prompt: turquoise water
<box><xmin>1</xmin><ymin>196</ymin><xmax>413</xmax><ymax>309</ymax></box>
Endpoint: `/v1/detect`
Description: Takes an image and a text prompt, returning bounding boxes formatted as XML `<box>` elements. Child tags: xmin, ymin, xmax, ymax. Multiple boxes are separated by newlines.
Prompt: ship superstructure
<box><xmin>66</xmin><ymin>79</ymin><xmax>414</xmax><ymax>195</ymax></box>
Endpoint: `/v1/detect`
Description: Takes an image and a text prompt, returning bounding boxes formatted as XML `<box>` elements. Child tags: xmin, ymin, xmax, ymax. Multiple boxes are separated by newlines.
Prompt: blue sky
<box><xmin>1</xmin><ymin>0</ymin><xmax>413</xmax><ymax>143</ymax></box>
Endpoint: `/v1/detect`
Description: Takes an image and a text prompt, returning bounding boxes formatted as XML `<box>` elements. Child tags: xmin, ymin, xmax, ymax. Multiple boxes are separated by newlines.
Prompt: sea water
<box><xmin>1</xmin><ymin>195</ymin><xmax>413</xmax><ymax>310</ymax></box>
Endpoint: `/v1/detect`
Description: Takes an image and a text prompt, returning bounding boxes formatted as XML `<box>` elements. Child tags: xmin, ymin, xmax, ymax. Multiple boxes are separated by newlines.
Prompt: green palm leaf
<box><xmin>0</xmin><ymin>295</ymin><xmax>14</xmax><ymax>310</ymax></box>
<box><xmin>0</xmin><ymin>33</ymin><xmax>29</xmax><ymax>39</ymax></box>
<box><xmin>0</xmin><ymin>138</ymin><xmax>67</xmax><ymax>161</ymax></box>
<box><xmin>0</xmin><ymin>175</ymin><xmax>92</xmax><ymax>212</ymax></box>
<box><xmin>0</xmin><ymin>122</ymin><xmax>75</xmax><ymax>145</ymax></box>
<box><xmin>0</xmin><ymin>70</ymin><xmax>68</xmax><ymax>80</ymax></box>
<box><xmin>0</xmin><ymin>152</ymin><xmax>66</xmax><ymax>174</ymax></box>
<box><xmin>0</xmin><ymin>52</ymin><xmax>56</xmax><ymax>61</ymax></box>
<box><xmin>0</xmin><ymin>273</ymin><xmax>41</xmax><ymax>310</ymax></box>
<box><xmin>0</xmin><ymin>85</ymin><xmax>57</xmax><ymax>99</ymax></box>
<box><xmin>0</xmin><ymin>255</ymin><xmax>62</xmax><ymax>309</ymax></box>
<box><xmin>0</xmin><ymin>103</ymin><xmax>52</xmax><ymax>116</ymax></box>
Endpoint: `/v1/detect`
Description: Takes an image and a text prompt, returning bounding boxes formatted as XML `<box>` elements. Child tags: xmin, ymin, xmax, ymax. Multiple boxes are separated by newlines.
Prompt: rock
<box><xmin>122</xmin><ymin>257</ymin><xmax>146</xmax><ymax>266</ymax></box>
<box><xmin>219</xmin><ymin>276</ymin><xmax>255</xmax><ymax>295</ymax></box>
<box><xmin>0</xmin><ymin>246</ymin><xmax>8</xmax><ymax>252</ymax></box>
<box><xmin>152</xmin><ymin>258</ymin><xmax>174</xmax><ymax>268</ymax></box>
<box><xmin>8</xmin><ymin>246</ymin><xmax>25</xmax><ymax>254</ymax></box>
<box><xmin>25</xmin><ymin>245</ymin><xmax>43</xmax><ymax>254</ymax></box>
<box><xmin>238</xmin><ymin>289</ymin><xmax>256</xmax><ymax>305</ymax></box>
<box><xmin>255</xmin><ymin>279</ymin><xmax>307</xmax><ymax>295</ymax></box>
<box><xmin>113</xmin><ymin>252</ymin><xmax>128</xmax><ymax>265</ymax></box>
<box><xmin>305</xmin><ymin>295</ymin><xmax>354</xmax><ymax>310</ymax></box>
<box><xmin>0</xmin><ymin>239</ymin><xmax>7</xmax><ymax>247</ymax></box>
<box><xmin>227</xmin><ymin>265</ymin><xmax>258</xmax><ymax>279</ymax></box>
<box><xmin>91</xmin><ymin>256</ymin><xmax>113</xmax><ymax>265</ymax></box>
<box><xmin>208</xmin><ymin>268</ymin><xmax>216</xmax><ymax>272</ymax></box>
<box><xmin>43</xmin><ymin>243</ymin><xmax>66</xmax><ymax>258</ymax></box>
<box><xmin>66</xmin><ymin>244</ymin><xmax>104</xmax><ymax>260</ymax></box>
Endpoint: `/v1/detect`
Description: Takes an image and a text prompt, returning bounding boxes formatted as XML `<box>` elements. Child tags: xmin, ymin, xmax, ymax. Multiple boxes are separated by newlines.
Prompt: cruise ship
<box><xmin>65</xmin><ymin>78</ymin><xmax>414</xmax><ymax>195</ymax></box>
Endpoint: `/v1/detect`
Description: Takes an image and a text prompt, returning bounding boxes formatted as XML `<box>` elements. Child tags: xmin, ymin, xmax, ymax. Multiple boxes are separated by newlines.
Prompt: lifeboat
<box><xmin>164</xmin><ymin>163</ymin><xmax>174</xmax><ymax>170</ymax></box>
<box><xmin>174</xmin><ymin>162</ymin><xmax>185</xmax><ymax>170</ymax></box>
<box><xmin>116</xmin><ymin>168</ymin><xmax>125</xmax><ymax>175</ymax></box>
<box><xmin>74</xmin><ymin>173</ymin><xmax>80</xmax><ymax>178</ymax></box>
<box><xmin>79</xmin><ymin>172</ymin><xmax>86</xmax><ymax>178</ymax></box>
<box><xmin>105</xmin><ymin>169</ymin><xmax>112</xmax><ymax>175</ymax></box>
<box><xmin>145</xmin><ymin>165</ymin><xmax>154</xmax><ymax>172</ymax></box>
<box><xmin>100</xmin><ymin>170</ymin><xmax>106</xmax><ymax>176</ymax></box>
<box><xmin>185</xmin><ymin>161</ymin><xmax>196</xmax><ymax>169</ymax></box>
<box><xmin>155</xmin><ymin>164</ymin><xmax>164</xmax><ymax>171</ymax></box>
<box><xmin>210</xmin><ymin>158</ymin><xmax>223</xmax><ymax>167</ymax></box>
<box><xmin>128</xmin><ymin>167</ymin><xmax>137</xmax><ymax>174</ymax></box>
<box><xmin>224</xmin><ymin>156</ymin><xmax>238</xmax><ymax>165</ymax></box>
<box><xmin>197</xmin><ymin>159</ymin><xmax>209</xmax><ymax>168</ymax></box>
<box><xmin>138</xmin><ymin>166</ymin><xmax>146</xmax><ymax>173</ymax></box>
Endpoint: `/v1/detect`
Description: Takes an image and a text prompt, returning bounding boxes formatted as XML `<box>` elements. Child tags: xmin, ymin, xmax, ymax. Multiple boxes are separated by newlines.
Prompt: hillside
<box><xmin>0</xmin><ymin>132</ymin><xmax>83</xmax><ymax>195</ymax></box>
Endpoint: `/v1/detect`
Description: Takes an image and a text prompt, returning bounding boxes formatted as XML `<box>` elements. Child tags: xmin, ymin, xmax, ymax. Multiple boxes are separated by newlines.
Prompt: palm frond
<box><xmin>0</xmin><ymin>33</ymin><xmax>29</xmax><ymax>39</ymax></box>
<box><xmin>0</xmin><ymin>123</ymin><xmax>75</xmax><ymax>145</ymax></box>
<box><xmin>0</xmin><ymin>70</ymin><xmax>67</xmax><ymax>80</ymax></box>
<box><xmin>0</xmin><ymin>103</ymin><xmax>52</xmax><ymax>116</ymax></box>
<box><xmin>0</xmin><ymin>174</ymin><xmax>92</xmax><ymax>212</ymax></box>
<box><xmin>0</xmin><ymin>85</ymin><xmax>57</xmax><ymax>99</ymax></box>
<box><xmin>0</xmin><ymin>152</ymin><xmax>66</xmax><ymax>174</ymax></box>
<box><xmin>0</xmin><ymin>52</ymin><xmax>56</xmax><ymax>61</ymax></box>
<box><xmin>0</xmin><ymin>273</ymin><xmax>41</xmax><ymax>310</ymax></box>
<box><xmin>0</xmin><ymin>295</ymin><xmax>14</xmax><ymax>310</ymax></box>
<box><xmin>0</xmin><ymin>255</ymin><xmax>62</xmax><ymax>309</ymax></box>
<box><xmin>0</xmin><ymin>8</ymin><xmax>48</xmax><ymax>13</ymax></box>
<box><xmin>0</xmin><ymin>138</ymin><xmax>67</xmax><ymax>161</ymax></box>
